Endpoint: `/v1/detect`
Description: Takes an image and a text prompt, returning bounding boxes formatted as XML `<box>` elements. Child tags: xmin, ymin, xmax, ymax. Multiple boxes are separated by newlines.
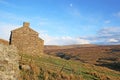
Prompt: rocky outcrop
<box><xmin>0</xmin><ymin>44</ymin><xmax>20</xmax><ymax>80</ymax></box>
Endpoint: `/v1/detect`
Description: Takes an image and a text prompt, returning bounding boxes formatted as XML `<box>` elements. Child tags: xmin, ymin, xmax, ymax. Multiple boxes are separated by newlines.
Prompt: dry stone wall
<box><xmin>0</xmin><ymin>44</ymin><xmax>20</xmax><ymax>80</ymax></box>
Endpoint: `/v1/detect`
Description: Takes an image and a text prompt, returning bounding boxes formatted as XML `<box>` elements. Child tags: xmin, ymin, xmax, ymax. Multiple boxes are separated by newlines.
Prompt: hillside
<box><xmin>0</xmin><ymin>44</ymin><xmax>120</xmax><ymax>80</ymax></box>
<box><xmin>44</xmin><ymin>44</ymin><xmax>97</xmax><ymax>50</ymax></box>
<box><xmin>44</xmin><ymin>45</ymin><xmax>120</xmax><ymax>71</ymax></box>
<box><xmin>19</xmin><ymin>53</ymin><xmax>120</xmax><ymax>80</ymax></box>
<box><xmin>0</xmin><ymin>39</ymin><xmax>9</xmax><ymax>45</ymax></box>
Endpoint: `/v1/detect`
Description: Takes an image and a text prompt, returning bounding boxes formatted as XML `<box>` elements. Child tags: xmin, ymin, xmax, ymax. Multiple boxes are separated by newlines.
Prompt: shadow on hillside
<box><xmin>96</xmin><ymin>62</ymin><xmax>120</xmax><ymax>72</ymax></box>
<box><xmin>56</xmin><ymin>52</ymin><xmax>71</xmax><ymax>60</ymax></box>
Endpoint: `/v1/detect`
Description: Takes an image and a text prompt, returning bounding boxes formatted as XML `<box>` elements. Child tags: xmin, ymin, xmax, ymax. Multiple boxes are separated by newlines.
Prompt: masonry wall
<box><xmin>9</xmin><ymin>23</ymin><xmax>44</xmax><ymax>55</ymax></box>
<box><xmin>0</xmin><ymin>44</ymin><xmax>20</xmax><ymax>80</ymax></box>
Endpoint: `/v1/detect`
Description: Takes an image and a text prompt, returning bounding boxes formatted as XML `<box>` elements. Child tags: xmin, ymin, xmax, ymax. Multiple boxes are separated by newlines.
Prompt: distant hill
<box><xmin>44</xmin><ymin>44</ymin><xmax>97</xmax><ymax>50</ymax></box>
<box><xmin>0</xmin><ymin>39</ymin><xmax>9</xmax><ymax>45</ymax></box>
<box><xmin>44</xmin><ymin>44</ymin><xmax>120</xmax><ymax>71</ymax></box>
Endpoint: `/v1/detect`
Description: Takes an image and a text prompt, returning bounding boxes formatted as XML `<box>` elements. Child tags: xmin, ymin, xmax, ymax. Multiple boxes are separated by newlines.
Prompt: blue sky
<box><xmin>0</xmin><ymin>0</ymin><xmax>120</xmax><ymax>45</ymax></box>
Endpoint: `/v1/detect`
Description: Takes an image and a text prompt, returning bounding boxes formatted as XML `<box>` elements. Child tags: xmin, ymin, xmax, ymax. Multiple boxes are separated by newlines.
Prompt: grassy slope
<box><xmin>44</xmin><ymin>45</ymin><xmax>120</xmax><ymax>68</ymax></box>
<box><xmin>19</xmin><ymin>54</ymin><xmax>120</xmax><ymax>80</ymax></box>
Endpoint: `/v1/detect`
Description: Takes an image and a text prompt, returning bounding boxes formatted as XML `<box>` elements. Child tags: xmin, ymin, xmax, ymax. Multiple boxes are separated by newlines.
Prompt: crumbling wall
<box><xmin>0</xmin><ymin>44</ymin><xmax>20</xmax><ymax>80</ymax></box>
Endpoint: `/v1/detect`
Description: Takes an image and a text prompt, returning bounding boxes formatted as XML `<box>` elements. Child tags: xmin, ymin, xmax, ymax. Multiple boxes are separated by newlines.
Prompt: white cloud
<box><xmin>1</xmin><ymin>22</ymin><xmax>120</xmax><ymax>45</ymax></box>
<box><xmin>83</xmin><ymin>27</ymin><xmax>120</xmax><ymax>45</ymax></box>
<box><xmin>0</xmin><ymin>22</ymin><xmax>19</xmax><ymax>40</ymax></box>
<box><xmin>40</xmin><ymin>33</ymin><xmax>90</xmax><ymax>45</ymax></box>
<box><xmin>107</xmin><ymin>38</ymin><xmax>119</xmax><ymax>43</ymax></box>
<box><xmin>94</xmin><ymin>27</ymin><xmax>120</xmax><ymax>44</ymax></box>
<box><xmin>98</xmin><ymin>27</ymin><xmax>120</xmax><ymax>37</ymax></box>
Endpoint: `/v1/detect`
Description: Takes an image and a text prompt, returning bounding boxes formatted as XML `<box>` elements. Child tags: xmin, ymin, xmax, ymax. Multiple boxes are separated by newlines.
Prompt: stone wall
<box><xmin>9</xmin><ymin>22</ymin><xmax>44</xmax><ymax>55</ymax></box>
<box><xmin>0</xmin><ymin>44</ymin><xmax>20</xmax><ymax>80</ymax></box>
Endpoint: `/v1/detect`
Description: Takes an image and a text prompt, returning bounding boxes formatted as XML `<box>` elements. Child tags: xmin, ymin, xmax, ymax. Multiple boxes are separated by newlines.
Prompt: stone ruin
<box><xmin>9</xmin><ymin>22</ymin><xmax>44</xmax><ymax>55</ymax></box>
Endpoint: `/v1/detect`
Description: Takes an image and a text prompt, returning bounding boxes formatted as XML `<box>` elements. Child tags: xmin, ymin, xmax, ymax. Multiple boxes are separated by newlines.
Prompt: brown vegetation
<box><xmin>18</xmin><ymin>53</ymin><xmax>120</xmax><ymax>80</ymax></box>
<box><xmin>0</xmin><ymin>43</ymin><xmax>120</xmax><ymax>80</ymax></box>
<box><xmin>0</xmin><ymin>39</ymin><xmax>9</xmax><ymax>45</ymax></box>
<box><xmin>44</xmin><ymin>45</ymin><xmax>120</xmax><ymax>71</ymax></box>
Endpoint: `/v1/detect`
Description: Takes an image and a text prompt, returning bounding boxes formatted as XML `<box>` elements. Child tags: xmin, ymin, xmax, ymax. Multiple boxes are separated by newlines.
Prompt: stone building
<box><xmin>9</xmin><ymin>22</ymin><xmax>44</xmax><ymax>55</ymax></box>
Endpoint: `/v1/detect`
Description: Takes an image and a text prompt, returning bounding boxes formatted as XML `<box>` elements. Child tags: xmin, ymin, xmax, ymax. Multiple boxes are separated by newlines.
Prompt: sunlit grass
<box><xmin>19</xmin><ymin>53</ymin><xmax>120</xmax><ymax>80</ymax></box>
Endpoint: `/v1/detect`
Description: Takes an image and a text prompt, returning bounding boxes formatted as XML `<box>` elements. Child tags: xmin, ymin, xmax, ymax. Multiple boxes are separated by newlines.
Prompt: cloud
<box><xmin>98</xmin><ymin>27</ymin><xmax>120</xmax><ymax>38</ymax></box>
<box><xmin>0</xmin><ymin>11</ymin><xmax>38</xmax><ymax>40</ymax></box>
<box><xmin>40</xmin><ymin>33</ymin><xmax>90</xmax><ymax>45</ymax></box>
<box><xmin>114</xmin><ymin>11</ymin><xmax>120</xmax><ymax>17</ymax></box>
<box><xmin>1</xmin><ymin>22</ymin><xmax>120</xmax><ymax>45</ymax></box>
<box><xmin>83</xmin><ymin>27</ymin><xmax>120</xmax><ymax>45</ymax></box>
<box><xmin>107</xmin><ymin>38</ymin><xmax>119</xmax><ymax>43</ymax></box>
<box><xmin>0</xmin><ymin>22</ymin><xmax>19</xmax><ymax>40</ymax></box>
<box><xmin>88</xmin><ymin>27</ymin><xmax>120</xmax><ymax>44</ymax></box>
<box><xmin>0</xmin><ymin>21</ymin><xmax>90</xmax><ymax>45</ymax></box>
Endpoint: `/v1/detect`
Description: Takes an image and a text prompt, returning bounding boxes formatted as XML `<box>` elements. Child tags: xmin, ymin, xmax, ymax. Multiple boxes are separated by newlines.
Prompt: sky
<box><xmin>0</xmin><ymin>0</ymin><xmax>120</xmax><ymax>45</ymax></box>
